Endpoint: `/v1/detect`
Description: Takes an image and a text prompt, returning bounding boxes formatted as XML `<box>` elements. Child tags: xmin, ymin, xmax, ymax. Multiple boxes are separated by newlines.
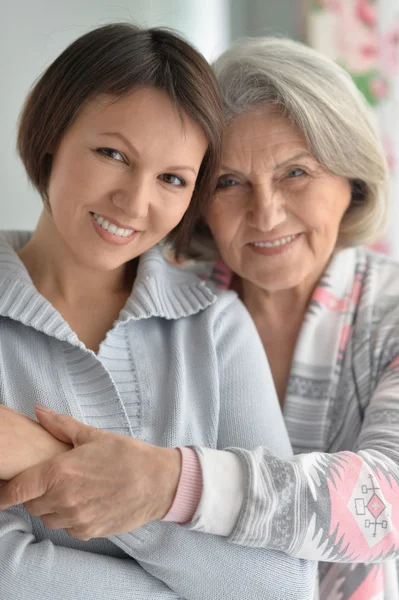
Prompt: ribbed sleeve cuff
<box><xmin>162</xmin><ymin>447</ymin><xmax>203</xmax><ymax>524</ymax></box>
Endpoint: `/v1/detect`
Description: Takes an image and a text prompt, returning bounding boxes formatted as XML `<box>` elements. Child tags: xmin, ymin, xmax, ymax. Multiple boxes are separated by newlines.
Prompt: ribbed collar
<box><xmin>0</xmin><ymin>231</ymin><xmax>217</xmax><ymax>348</ymax></box>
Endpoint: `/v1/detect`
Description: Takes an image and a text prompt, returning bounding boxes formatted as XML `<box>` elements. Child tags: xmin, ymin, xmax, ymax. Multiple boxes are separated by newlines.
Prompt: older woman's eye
<box><xmin>287</xmin><ymin>168</ymin><xmax>306</xmax><ymax>178</ymax></box>
<box><xmin>216</xmin><ymin>176</ymin><xmax>238</xmax><ymax>189</ymax></box>
<box><xmin>96</xmin><ymin>147</ymin><xmax>126</xmax><ymax>163</ymax></box>
<box><xmin>159</xmin><ymin>174</ymin><xmax>186</xmax><ymax>187</ymax></box>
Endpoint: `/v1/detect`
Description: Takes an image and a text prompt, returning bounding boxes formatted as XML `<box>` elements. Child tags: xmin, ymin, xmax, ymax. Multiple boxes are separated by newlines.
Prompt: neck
<box><xmin>18</xmin><ymin>210</ymin><xmax>133</xmax><ymax>304</ymax></box>
<box><xmin>235</xmin><ymin>276</ymin><xmax>314</xmax><ymax>345</ymax></box>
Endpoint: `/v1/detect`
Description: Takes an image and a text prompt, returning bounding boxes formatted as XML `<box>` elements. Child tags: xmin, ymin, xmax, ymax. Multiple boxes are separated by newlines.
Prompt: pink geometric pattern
<box><xmin>367</xmin><ymin>494</ymin><xmax>385</xmax><ymax>519</ymax></box>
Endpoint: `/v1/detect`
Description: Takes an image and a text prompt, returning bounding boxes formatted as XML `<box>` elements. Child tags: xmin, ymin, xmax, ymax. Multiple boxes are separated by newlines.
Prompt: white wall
<box><xmin>1</xmin><ymin>0</ymin><xmax>229</xmax><ymax>230</ymax></box>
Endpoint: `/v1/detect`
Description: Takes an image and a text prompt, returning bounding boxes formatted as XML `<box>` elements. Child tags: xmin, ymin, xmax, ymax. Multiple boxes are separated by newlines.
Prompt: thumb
<box><xmin>35</xmin><ymin>405</ymin><xmax>90</xmax><ymax>446</ymax></box>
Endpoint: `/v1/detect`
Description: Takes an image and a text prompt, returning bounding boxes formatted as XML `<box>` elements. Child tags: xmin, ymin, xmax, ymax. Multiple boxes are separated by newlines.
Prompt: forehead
<box><xmin>223</xmin><ymin>107</ymin><xmax>307</xmax><ymax>157</ymax></box>
<box><xmin>72</xmin><ymin>88</ymin><xmax>181</xmax><ymax>131</ymax></box>
<box><xmin>61</xmin><ymin>87</ymin><xmax>207</xmax><ymax>158</ymax></box>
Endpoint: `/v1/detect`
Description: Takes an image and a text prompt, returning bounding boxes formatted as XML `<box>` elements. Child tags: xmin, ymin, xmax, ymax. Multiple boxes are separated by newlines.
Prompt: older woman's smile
<box><xmin>206</xmin><ymin>107</ymin><xmax>351</xmax><ymax>294</ymax></box>
<box><xmin>248</xmin><ymin>233</ymin><xmax>301</xmax><ymax>255</ymax></box>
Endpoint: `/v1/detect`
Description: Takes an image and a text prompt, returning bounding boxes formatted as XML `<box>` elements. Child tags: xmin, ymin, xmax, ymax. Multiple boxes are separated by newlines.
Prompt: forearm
<box><xmin>188</xmin><ymin>445</ymin><xmax>399</xmax><ymax>564</ymax></box>
<box><xmin>0</xmin><ymin>507</ymin><xmax>180</xmax><ymax>600</ymax></box>
<box><xmin>0</xmin><ymin>405</ymin><xmax>70</xmax><ymax>480</ymax></box>
<box><xmin>110</xmin><ymin>522</ymin><xmax>316</xmax><ymax>600</ymax></box>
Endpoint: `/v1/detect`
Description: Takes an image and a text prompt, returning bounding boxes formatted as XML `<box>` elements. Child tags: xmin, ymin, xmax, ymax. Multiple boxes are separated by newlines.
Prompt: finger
<box><xmin>65</xmin><ymin>527</ymin><xmax>95</xmax><ymax>542</ymax></box>
<box><xmin>24</xmin><ymin>494</ymin><xmax>56</xmax><ymax>518</ymax></box>
<box><xmin>35</xmin><ymin>405</ymin><xmax>91</xmax><ymax>446</ymax></box>
<box><xmin>41</xmin><ymin>512</ymin><xmax>75</xmax><ymax>530</ymax></box>
<box><xmin>0</xmin><ymin>462</ymin><xmax>49</xmax><ymax>510</ymax></box>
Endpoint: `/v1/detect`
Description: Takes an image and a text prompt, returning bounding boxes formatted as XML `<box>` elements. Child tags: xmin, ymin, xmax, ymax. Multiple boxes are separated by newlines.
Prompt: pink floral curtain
<box><xmin>308</xmin><ymin>0</ymin><xmax>399</xmax><ymax>256</ymax></box>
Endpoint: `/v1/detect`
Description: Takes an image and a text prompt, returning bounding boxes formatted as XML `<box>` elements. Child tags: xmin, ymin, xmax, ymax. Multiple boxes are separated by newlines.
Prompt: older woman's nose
<box><xmin>247</xmin><ymin>186</ymin><xmax>286</xmax><ymax>231</ymax></box>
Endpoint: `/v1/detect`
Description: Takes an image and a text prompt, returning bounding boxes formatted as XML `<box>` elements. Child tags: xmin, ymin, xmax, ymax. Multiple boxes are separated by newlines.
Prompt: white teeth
<box><xmin>92</xmin><ymin>213</ymin><xmax>133</xmax><ymax>238</ymax></box>
<box><xmin>252</xmin><ymin>234</ymin><xmax>297</xmax><ymax>248</ymax></box>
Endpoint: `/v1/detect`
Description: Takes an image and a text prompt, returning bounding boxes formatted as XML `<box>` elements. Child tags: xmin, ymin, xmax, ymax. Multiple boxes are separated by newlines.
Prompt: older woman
<box><xmin>173</xmin><ymin>38</ymin><xmax>398</xmax><ymax>599</ymax></box>
<box><xmin>0</xmin><ymin>26</ymin><xmax>315</xmax><ymax>600</ymax></box>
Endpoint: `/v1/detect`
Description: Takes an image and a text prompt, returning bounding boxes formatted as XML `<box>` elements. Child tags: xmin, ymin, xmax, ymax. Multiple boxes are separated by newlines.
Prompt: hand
<box><xmin>0</xmin><ymin>405</ymin><xmax>182</xmax><ymax>541</ymax></box>
<box><xmin>0</xmin><ymin>405</ymin><xmax>70</xmax><ymax>480</ymax></box>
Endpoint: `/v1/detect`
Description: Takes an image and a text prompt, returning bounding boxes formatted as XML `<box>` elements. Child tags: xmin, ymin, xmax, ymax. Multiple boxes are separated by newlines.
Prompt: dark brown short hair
<box><xmin>17</xmin><ymin>23</ymin><xmax>223</xmax><ymax>255</ymax></box>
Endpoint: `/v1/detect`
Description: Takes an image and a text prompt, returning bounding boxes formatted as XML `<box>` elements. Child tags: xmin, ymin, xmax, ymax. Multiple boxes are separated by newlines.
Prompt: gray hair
<box><xmin>196</xmin><ymin>37</ymin><xmax>389</xmax><ymax>254</ymax></box>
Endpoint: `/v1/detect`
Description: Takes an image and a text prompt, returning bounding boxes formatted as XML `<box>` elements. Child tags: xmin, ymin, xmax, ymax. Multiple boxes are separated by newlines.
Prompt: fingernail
<box><xmin>35</xmin><ymin>404</ymin><xmax>52</xmax><ymax>413</ymax></box>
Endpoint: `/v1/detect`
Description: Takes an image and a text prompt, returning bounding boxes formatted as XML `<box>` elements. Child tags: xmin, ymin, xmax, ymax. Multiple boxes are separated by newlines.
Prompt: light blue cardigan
<box><xmin>0</xmin><ymin>232</ymin><xmax>316</xmax><ymax>600</ymax></box>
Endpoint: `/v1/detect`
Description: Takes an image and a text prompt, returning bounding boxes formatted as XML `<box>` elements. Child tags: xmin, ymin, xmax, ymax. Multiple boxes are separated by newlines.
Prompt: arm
<box><xmin>188</xmin><ymin>356</ymin><xmax>399</xmax><ymax>563</ymax></box>
<box><xmin>0</xmin><ymin>299</ymin><xmax>316</xmax><ymax>599</ymax></box>
<box><xmin>0</xmin><ymin>405</ymin><xmax>70</xmax><ymax>480</ymax></box>
<box><xmin>0</xmin><ymin>505</ymin><xmax>181</xmax><ymax>600</ymax></box>
<box><xmin>109</xmin><ymin>298</ymin><xmax>316</xmax><ymax>600</ymax></box>
<box><xmin>0</xmin><ymin>411</ymin><xmax>182</xmax><ymax>598</ymax></box>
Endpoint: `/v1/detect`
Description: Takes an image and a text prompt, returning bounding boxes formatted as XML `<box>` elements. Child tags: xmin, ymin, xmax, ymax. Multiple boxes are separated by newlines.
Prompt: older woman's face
<box><xmin>206</xmin><ymin>107</ymin><xmax>352</xmax><ymax>293</ymax></box>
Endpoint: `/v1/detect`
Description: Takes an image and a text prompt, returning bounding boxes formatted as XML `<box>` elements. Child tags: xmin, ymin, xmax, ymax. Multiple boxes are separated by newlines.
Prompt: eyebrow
<box><xmin>274</xmin><ymin>152</ymin><xmax>313</xmax><ymax>169</ymax></box>
<box><xmin>100</xmin><ymin>131</ymin><xmax>198</xmax><ymax>176</ymax></box>
<box><xmin>220</xmin><ymin>151</ymin><xmax>313</xmax><ymax>174</ymax></box>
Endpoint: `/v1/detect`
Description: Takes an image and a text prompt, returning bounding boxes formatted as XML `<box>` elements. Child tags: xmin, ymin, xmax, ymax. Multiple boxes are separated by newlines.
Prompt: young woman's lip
<box><xmin>90</xmin><ymin>212</ymin><xmax>138</xmax><ymax>231</ymax></box>
<box><xmin>91</xmin><ymin>213</ymin><xmax>139</xmax><ymax>246</ymax></box>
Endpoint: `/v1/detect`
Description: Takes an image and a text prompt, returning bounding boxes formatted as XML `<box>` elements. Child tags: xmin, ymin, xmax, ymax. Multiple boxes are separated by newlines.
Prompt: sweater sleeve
<box><xmin>108</xmin><ymin>297</ymin><xmax>316</xmax><ymax>600</ymax></box>
<box><xmin>0</xmin><ymin>505</ymin><xmax>180</xmax><ymax>600</ymax></box>
<box><xmin>189</xmin><ymin>352</ymin><xmax>399</xmax><ymax>564</ymax></box>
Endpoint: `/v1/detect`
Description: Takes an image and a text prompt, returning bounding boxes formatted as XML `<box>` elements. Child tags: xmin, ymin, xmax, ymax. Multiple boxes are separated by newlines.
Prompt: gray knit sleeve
<box><xmin>0</xmin><ymin>505</ymin><xmax>180</xmax><ymax>600</ymax></box>
<box><xmin>109</xmin><ymin>297</ymin><xmax>316</xmax><ymax>600</ymax></box>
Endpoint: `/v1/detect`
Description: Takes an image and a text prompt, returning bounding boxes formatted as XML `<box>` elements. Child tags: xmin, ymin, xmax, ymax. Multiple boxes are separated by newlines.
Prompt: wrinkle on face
<box><xmin>206</xmin><ymin>106</ymin><xmax>352</xmax><ymax>306</ymax></box>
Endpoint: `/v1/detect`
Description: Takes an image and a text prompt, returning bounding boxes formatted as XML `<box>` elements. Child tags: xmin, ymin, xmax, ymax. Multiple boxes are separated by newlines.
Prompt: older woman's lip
<box><xmin>247</xmin><ymin>233</ymin><xmax>300</xmax><ymax>246</ymax></box>
<box><xmin>247</xmin><ymin>233</ymin><xmax>301</xmax><ymax>255</ymax></box>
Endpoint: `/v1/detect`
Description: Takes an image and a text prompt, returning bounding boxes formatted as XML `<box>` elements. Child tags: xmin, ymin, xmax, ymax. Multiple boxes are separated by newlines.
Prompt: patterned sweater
<box><xmin>0</xmin><ymin>232</ymin><xmax>315</xmax><ymax>600</ymax></box>
<box><xmin>185</xmin><ymin>247</ymin><xmax>399</xmax><ymax>600</ymax></box>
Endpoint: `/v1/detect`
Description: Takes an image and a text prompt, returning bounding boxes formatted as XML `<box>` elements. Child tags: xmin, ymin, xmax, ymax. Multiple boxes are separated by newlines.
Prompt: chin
<box><xmin>249</xmin><ymin>268</ymin><xmax>308</xmax><ymax>292</ymax></box>
<box><xmin>74</xmin><ymin>249</ymin><xmax>130</xmax><ymax>273</ymax></box>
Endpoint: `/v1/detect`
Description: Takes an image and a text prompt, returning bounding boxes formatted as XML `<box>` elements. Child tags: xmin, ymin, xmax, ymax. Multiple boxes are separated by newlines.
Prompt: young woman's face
<box><xmin>205</xmin><ymin>107</ymin><xmax>352</xmax><ymax>294</ymax></box>
<box><xmin>47</xmin><ymin>87</ymin><xmax>207</xmax><ymax>271</ymax></box>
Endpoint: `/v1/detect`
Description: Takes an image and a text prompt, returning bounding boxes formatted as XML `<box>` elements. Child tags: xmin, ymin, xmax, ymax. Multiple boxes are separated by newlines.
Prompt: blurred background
<box><xmin>2</xmin><ymin>0</ymin><xmax>398</xmax><ymax>255</ymax></box>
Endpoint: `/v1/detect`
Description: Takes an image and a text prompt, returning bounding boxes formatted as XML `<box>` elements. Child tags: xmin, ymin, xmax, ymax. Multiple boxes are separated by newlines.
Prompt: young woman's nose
<box><xmin>111</xmin><ymin>177</ymin><xmax>150</xmax><ymax>220</ymax></box>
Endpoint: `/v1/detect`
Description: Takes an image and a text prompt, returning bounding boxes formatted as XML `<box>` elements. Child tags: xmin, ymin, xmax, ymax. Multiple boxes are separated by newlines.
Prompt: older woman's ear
<box><xmin>350</xmin><ymin>179</ymin><xmax>367</xmax><ymax>206</ymax></box>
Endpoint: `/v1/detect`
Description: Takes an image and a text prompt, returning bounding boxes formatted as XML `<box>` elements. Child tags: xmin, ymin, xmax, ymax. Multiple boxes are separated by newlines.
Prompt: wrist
<box><xmin>153</xmin><ymin>446</ymin><xmax>182</xmax><ymax>521</ymax></box>
<box><xmin>162</xmin><ymin>447</ymin><xmax>203</xmax><ymax>524</ymax></box>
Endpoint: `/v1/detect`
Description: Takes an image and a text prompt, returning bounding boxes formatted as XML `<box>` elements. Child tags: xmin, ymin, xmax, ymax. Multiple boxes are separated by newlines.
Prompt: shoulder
<box><xmin>356</xmin><ymin>247</ymin><xmax>399</xmax><ymax>312</ymax></box>
<box><xmin>352</xmin><ymin>248</ymin><xmax>399</xmax><ymax>365</ymax></box>
<box><xmin>361</xmin><ymin>246</ymin><xmax>399</xmax><ymax>284</ymax></box>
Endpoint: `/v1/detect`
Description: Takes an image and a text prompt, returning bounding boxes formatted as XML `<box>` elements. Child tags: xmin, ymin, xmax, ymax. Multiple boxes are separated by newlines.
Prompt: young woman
<box><xmin>0</xmin><ymin>24</ymin><xmax>314</xmax><ymax>600</ymax></box>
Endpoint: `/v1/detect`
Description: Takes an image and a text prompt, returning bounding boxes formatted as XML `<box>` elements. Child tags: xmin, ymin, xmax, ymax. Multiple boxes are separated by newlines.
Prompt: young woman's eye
<box><xmin>159</xmin><ymin>174</ymin><xmax>186</xmax><ymax>187</ymax></box>
<box><xmin>216</xmin><ymin>176</ymin><xmax>238</xmax><ymax>189</ymax></box>
<box><xmin>96</xmin><ymin>148</ymin><xmax>126</xmax><ymax>163</ymax></box>
<box><xmin>287</xmin><ymin>168</ymin><xmax>306</xmax><ymax>178</ymax></box>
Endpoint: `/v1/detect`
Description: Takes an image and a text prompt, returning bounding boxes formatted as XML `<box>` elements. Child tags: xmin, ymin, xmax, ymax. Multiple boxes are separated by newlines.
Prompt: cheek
<box><xmin>49</xmin><ymin>155</ymin><xmax>95</xmax><ymax>204</ymax></box>
<box><xmin>293</xmin><ymin>197</ymin><xmax>346</xmax><ymax>236</ymax></box>
<box><xmin>153</xmin><ymin>193</ymin><xmax>192</xmax><ymax>229</ymax></box>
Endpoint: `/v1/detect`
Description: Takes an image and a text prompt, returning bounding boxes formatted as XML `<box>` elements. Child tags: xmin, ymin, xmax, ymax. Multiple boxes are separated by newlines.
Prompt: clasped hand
<box><xmin>0</xmin><ymin>405</ymin><xmax>181</xmax><ymax>540</ymax></box>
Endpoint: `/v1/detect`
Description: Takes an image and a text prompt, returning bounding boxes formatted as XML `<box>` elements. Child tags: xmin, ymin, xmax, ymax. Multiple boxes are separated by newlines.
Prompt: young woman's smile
<box><xmin>90</xmin><ymin>211</ymin><xmax>138</xmax><ymax>245</ymax></box>
<box><xmin>47</xmin><ymin>87</ymin><xmax>207</xmax><ymax>272</ymax></box>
